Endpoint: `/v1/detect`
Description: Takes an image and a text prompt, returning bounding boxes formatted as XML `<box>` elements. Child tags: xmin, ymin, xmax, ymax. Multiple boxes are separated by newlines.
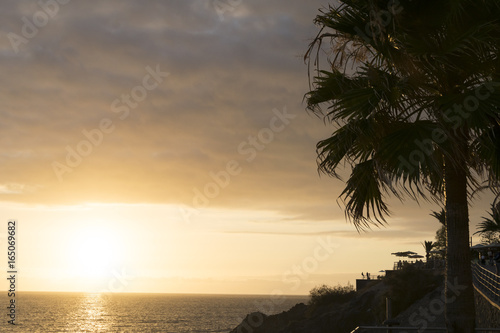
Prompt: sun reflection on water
<box><xmin>64</xmin><ymin>293</ymin><xmax>113</xmax><ymax>332</ymax></box>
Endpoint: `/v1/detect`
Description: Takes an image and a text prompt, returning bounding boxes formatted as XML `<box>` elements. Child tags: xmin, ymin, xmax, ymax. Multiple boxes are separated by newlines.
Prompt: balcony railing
<box><xmin>472</xmin><ymin>262</ymin><xmax>500</xmax><ymax>306</ymax></box>
<box><xmin>350</xmin><ymin>263</ymin><xmax>500</xmax><ymax>332</ymax></box>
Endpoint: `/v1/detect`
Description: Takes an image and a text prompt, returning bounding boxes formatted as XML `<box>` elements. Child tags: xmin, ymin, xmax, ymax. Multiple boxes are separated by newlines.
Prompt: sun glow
<box><xmin>67</xmin><ymin>221</ymin><xmax>126</xmax><ymax>281</ymax></box>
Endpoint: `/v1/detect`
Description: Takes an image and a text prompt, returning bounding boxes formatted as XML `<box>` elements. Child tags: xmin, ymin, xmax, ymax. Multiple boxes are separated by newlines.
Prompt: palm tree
<box><xmin>304</xmin><ymin>1</ymin><xmax>500</xmax><ymax>331</ymax></box>
<box><xmin>431</xmin><ymin>209</ymin><xmax>447</xmax><ymax>253</ymax></box>
<box><xmin>431</xmin><ymin>210</ymin><xmax>446</xmax><ymax>226</ymax></box>
<box><xmin>474</xmin><ymin>203</ymin><xmax>500</xmax><ymax>242</ymax></box>
<box><xmin>422</xmin><ymin>240</ymin><xmax>435</xmax><ymax>262</ymax></box>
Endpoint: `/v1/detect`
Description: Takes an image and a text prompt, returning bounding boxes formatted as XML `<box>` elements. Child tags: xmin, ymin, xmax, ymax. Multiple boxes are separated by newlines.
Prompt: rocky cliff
<box><xmin>229</xmin><ymin>281</ymin><xmax>388</xmax><ymax>333</ymax></box>
<box><xmin>230</xmin><ymin>272</ymin><xmax>500</xmax><ymax>332</ymax></box>
<box><xmin>230</xmin><ymin>268</ymin><xmax>446</xmax><ymax>333</ymax></box>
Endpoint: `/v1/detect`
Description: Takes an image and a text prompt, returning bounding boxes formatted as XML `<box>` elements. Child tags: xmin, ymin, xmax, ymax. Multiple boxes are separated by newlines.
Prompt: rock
<box><xmin>229</xmin><ymin>312</ymin><xmax>268</xmax><ymax>333</ymax></box>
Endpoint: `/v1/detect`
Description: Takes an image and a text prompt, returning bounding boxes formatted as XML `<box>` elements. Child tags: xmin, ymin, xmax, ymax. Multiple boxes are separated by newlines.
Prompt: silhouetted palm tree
<box><xmin>431</xmin><ymin>209</ymin><xmax>447</xmax><ymax>253</ymax></box>
<box><xmin>474</xmin><ymin>203</ymin><xmax>500</xmax><ymax>237</ymax></box>
<box><xmin>431</xmin><ymin>210</ymin><xmax>446</xmax><ymax>226</ymax></box>
<box><xmin>305</xmin><ymin>1</ymin><xmax>500</xmax><ymax>330</ymax></box>
<box><xmin>422</xmin><ymin>240</ymin><xmax>435</xmax><ymax>262</ymax></box>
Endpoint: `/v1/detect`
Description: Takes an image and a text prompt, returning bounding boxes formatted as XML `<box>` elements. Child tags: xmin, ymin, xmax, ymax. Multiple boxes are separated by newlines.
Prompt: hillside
<box><xmin>230</xmin><ymin>268</ymin><xmax>444</xmax><ymax>333</ymax></box>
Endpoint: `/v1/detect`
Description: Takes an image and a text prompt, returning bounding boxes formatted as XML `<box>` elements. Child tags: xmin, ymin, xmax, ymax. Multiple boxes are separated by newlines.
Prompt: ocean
<box><xmin>0</xmin><ymin>292</ymin><xmax>309</xmax><ymax>332</ymax></box>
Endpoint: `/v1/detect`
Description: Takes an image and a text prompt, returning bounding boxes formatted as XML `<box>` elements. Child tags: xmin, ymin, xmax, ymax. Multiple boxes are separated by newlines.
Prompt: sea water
<box><xmin>0</xmin><ymin>292</ymin><xmax>309</xmax><ymax>332</ymax></box>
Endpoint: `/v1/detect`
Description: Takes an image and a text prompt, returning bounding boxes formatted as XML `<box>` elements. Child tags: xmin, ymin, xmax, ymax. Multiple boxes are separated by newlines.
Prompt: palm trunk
<box><xmin>444</xmin><ymin>155</ymin><xmax>475</xmax><ymax>332</ymax></box>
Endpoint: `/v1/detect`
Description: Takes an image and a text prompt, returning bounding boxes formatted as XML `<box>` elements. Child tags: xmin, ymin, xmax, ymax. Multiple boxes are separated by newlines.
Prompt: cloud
<box><xmin>0</xmin><ymin>0</ymin><xmax>493</xmax><ymax>240</ymax></box>
<box><xmin>0</xmin><ymin>1</ymin><xmax>326</xmax><ymax>197</ymax></box>
<box><xmin>0</xmin><ymin>182</ymin><xmax>39</xmax><ymax>194</ymax></box>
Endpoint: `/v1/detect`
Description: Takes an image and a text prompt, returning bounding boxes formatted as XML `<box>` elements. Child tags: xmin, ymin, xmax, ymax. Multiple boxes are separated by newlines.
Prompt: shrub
<box><xmin>308</xmin><ymin>283</ymin><xmax>356</xmax><ymax>308</ymax></box>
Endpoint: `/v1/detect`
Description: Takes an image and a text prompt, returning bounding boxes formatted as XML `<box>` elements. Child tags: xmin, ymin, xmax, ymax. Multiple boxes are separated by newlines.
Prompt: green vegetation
<box><xmin>308</xmin><ymin>283</ymin><xmax>356</xmax><ymax>308</ymax></box>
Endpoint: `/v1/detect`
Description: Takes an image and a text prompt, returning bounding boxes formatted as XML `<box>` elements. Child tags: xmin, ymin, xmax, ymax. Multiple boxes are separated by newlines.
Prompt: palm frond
<box><xmin>305</xmin><ymin>0</ymin><xmax>500</xmax><ymax>231</ymax></box>
<box><xmin>474</xmin><ymin>203</ymin><xmax>500</xmax><ymax>235</ymax></box>
<box><xmin>340</xmin><ymin>159</ymin><xmax>389</xmax><ymax>230</ymax></box>
<box><xmin>431</xmin><ymin>209</ymin><xmax>446</xmax><ymax>225</ymax></box>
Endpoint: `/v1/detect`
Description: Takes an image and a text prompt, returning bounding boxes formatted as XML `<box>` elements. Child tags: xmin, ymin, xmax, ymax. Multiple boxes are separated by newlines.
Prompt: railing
<box><xmin>392</xmin><ymin>259</ymin><xmax>445</xmax><ymax>271</ymax></box>
<box><xmin>350</xmin><ymin>264</ymin><xmax>500</xmax><ymax>333</ymax></box>
<box><xmin>350</xmin><ymin>327</ymin><xmax>444</xmax><ymax>332</ymax></box>
<box><xmin>350</xmin><ymin>328</ymin><xmax>500</xmax><ymax>332</ymax></box>
<box><xmin>472</xmin><ymin>262</ymin><xmax>500</xmax><ymax>306</ymax></box>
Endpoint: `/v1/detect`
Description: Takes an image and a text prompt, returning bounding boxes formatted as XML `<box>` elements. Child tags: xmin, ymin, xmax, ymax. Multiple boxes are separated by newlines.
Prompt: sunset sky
<box><xmin>0</xmin><ymin>1</ymin><xmax>493</xmax><ymax>295</ymax></box>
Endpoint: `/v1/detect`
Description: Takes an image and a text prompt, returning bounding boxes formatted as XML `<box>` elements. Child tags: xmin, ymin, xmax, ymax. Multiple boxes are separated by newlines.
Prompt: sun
<box><xmin>67</xmin><ymin>223</ymin><xmax>125</xmax><ymax>280</ymax></box>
